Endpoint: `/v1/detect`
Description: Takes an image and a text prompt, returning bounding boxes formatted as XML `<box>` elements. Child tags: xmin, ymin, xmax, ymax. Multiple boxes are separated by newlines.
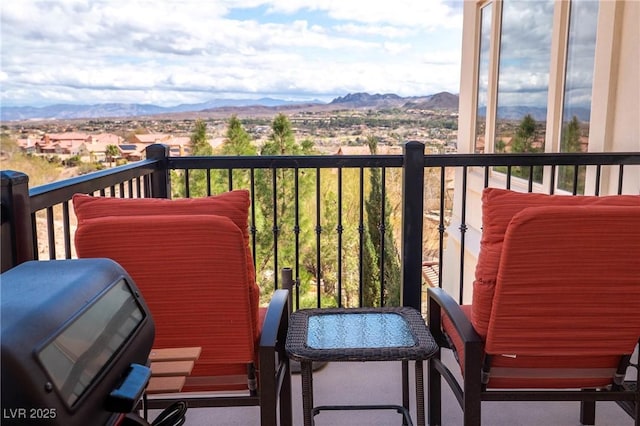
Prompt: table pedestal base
<box><xmin>300</xmin><ymin>359</ymin><xmax>424</xmax><ymax>426</ymax></box>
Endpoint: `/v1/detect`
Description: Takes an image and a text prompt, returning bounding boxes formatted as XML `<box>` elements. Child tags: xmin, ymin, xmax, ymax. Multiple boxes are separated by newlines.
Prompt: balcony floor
<box><xmin>149</xmin><ymin>350</ymin><xmax>637</xmax><ymax>426</ymax></box>
<box><xmin>146</xmin><ymin>348</ymin><xmax>636</xmax><ymax>425</ymax></box>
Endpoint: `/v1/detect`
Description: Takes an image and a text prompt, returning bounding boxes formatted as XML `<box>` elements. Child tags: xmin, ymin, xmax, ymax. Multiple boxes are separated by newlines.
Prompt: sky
<box><xmin>0</xmin><ymin>0</ymin><xmax>464</xmax><ymax>108</ymax></box>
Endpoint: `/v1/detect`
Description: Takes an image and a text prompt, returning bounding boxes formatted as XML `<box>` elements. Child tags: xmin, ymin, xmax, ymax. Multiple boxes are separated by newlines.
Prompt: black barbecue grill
<box><xmin>1</xmin><ymin>259</ymin><xmax>155</xmax><ymax>425</ymax></box>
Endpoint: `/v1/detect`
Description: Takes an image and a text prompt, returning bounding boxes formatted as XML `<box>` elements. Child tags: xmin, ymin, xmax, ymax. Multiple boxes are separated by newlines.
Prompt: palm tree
<box><xmin>105</xmin><ymin>144</ymin><xmax>119</xmax><ymax>167</ymax></box>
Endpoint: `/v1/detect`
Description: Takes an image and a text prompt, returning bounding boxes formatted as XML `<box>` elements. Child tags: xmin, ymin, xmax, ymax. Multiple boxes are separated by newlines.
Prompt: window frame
<box><xmin>472</xmin><ymin>0</ymin><xmax>598</xmax><ymax>193</ymax></box>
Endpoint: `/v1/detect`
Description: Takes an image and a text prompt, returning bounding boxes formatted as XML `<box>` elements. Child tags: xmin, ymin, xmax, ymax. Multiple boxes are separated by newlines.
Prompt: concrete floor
<box><xmin>145</xmin><ymin>348</ymin><xmax>636</xmax><ymax>426</ymax></box>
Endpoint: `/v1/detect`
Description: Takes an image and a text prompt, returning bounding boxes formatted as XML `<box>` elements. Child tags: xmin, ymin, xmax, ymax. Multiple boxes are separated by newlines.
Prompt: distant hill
<box><xmin>0</xmin><ymin>98</ymin><xmax>320</xmax><ymax>121</ymax></box>
<box><xmin>403</xmin><ymin>92</ymin><xmax>459</xmax><ymax>110</ymax></box>
<box><xmin>328</xmin><ymin>92</ymin><xmax>458</xmax><ymax>110</ymax></box>
<box><xmin>2</xmin><ymin>92</ymin><xmax>590</xmax><ymax>122</ymax></box>
<box><xmin>0</xmin><ymin>91</ymin><xmax>461</xmax><ymax>121</ymax></box>
<box><xmin>329</xmin><ymin>92</ymin><xmax>405</xmax><ymax>108</ymax></box>
<box><xmin>2</xmin><ymin>103</ymin><xmax>170</xmax><ymax>121</ymax></box>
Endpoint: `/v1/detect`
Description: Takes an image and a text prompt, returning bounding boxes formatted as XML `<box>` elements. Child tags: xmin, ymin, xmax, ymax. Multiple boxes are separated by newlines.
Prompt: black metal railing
<box><xmin>2</xmin><ymin>142</ymin><xmax>639</xmax><ymax>312</ymax></box>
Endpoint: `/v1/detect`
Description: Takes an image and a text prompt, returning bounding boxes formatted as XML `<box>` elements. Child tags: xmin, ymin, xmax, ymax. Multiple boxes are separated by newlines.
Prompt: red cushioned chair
<box><xmin>428</xmin><ymin>189</ymin><xmax>640</xmax><ymax>426</ymax></box>
<box><xmin>73</xmin><ymin>191</ymin><xmax>292</xmax><ymax>426</ymax></box>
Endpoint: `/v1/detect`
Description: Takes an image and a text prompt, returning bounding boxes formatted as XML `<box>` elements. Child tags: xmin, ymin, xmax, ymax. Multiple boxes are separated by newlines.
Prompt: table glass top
<box><xmin>307</xmin><ymin>312</ymin><xmax>415</xmax><ymax>349</ymax></box>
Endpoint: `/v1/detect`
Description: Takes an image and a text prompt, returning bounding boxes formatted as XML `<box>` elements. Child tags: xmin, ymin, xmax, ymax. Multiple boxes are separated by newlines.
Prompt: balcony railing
<box><xmin>2</xmin><ymin>142</ymin><xmax>639</xmax><ymax>312</ymax></box>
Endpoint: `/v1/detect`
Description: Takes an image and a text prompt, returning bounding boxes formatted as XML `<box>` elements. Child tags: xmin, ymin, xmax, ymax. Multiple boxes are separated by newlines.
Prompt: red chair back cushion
<box><xmin>446</xmin><ymin>204</ymin><xmax>640</xmax><ymax>388</ymax></box>
<box><xmin>472</xmin><ymin>188</ymin><xmax>640</xmax><ymax>338</ymax></box>
<box><xmin>486</xmin><ymin>205</ymin><xmax>640</xmax><ymax>388</ymax></box>
<box><xmin>73</xmin><ymin>191</ymin><xmax>260</xmax><ymax>342</ymax></box>
<box><xmin>487</xmin><ymin>205</ymin><xmax>640</xmax><ymax>353</ymax></box>
<box><xmin>75</xmin><ymin>214</ymin><xmax>256</xmax><ymax>380</ymax></box>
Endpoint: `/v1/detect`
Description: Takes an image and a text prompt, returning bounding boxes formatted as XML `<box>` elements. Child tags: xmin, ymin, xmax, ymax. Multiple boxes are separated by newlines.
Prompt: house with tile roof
<box><xmin>37</xmin><ymin>132</ymin><xmax>91</xmax><ymax>155</ymax></box>
<box><xmin>118</xmin><ymin>143</ymin><xmax>147</xmax><ymax>161</ymax></box>
<box><xmin>132</xmin><ymin>134</ymin><xmax>172</xmax><ymax>144</ymax></box>
<box><xmin>132</xmin><ymin>133</ymin><xmax>193</xmax><ymax>156</ymax></box>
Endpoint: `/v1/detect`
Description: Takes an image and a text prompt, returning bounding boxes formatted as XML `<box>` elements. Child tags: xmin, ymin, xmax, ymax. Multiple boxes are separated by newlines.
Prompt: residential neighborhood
<box><xmin>15</xmin><ymin>131</ymin><xmax>194</xmax><ymax>164</ymax></box>
<box><xmin>7</xmin><ymin>100</ymin><xmax>460</xmax><ymax>170</ymax></box>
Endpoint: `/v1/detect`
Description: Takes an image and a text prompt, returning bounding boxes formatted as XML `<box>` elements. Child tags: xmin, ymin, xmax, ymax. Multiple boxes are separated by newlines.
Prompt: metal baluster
<box><xmin>337</xmin><ymin>167</ymin><xmax>343</xmax><ymax>307</ymax></box>
<box><xmin>316</xmin><ymin>167</ymin><xmax>322</xmax><ymax>308</ymax></box>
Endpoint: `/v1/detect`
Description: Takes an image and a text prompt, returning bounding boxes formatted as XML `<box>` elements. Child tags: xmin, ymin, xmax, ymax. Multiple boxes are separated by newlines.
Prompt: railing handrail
<box><xmin>22</xmin><ymin>150</ymin><xmax>638</xmax><ymax>214</ymax></box>
<box><xmin>421</xmin><ymin>151</ymin><xmax>640</xmax><ymax>167</ymax></box>
<box><xmin>167</xmin><ymin>154</ymin><xmax>405</xmax><ymax>170</ymax></box>
<box><xmin>25</xmin><ymin>150</ymin><xmax>638</xmax><ymax>207</ymax></box>
<box><xmin>164</xmin><ymin>151</ymin><xmax>640</xmax><ymax>169</ymax></box>
<box><xmin>28</xmin><ymin>159</ymin><xmax>161</xmax><ymax>211</ymax></box>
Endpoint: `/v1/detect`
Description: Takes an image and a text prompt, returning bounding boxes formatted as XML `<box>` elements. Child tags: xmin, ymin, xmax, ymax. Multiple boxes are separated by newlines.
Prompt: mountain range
<box><xmin>1</xmin><ymin>91</ymin><xmax>591</xmax><ymax>123</ymax></box>
<box><xmin>0</xmin><ymin>92</ymin><xmax>459</xmax><ymax>121</ymax></box>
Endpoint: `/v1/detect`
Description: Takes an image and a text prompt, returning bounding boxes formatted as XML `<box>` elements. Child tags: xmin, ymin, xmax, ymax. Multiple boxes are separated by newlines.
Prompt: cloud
<box><xmin>0</xmin><ymin>0</ymin><xmax>463</xmax><ymax>106</ymax></box>
<box><xmin>495</xmin><ymin>0</ymin><xmax>598</xmax><ymax>111</ymax></box>
<box><xmin>260</xmin><ymin>0</ymin><xmax>461</xmax><ymax>29</ymax></box>
<box><xmin>332</xmin><ymin>23</ymin><xmax>413</xmax><ymax>39</ymax></box>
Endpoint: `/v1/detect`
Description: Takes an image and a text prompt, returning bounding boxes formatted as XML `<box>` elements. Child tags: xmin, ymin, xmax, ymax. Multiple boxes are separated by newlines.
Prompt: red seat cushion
<box><xmin>471</xmin><ymin>188</ymin><xmax>640</xmax><ymax>338</ymax></box>
<box><xmin>441</xmin><ymin>304</ymin><xmax>475</xmax><ymax>371</ymax></box>
<box><xmin>442</xmin><ymin>305</ymin><xmax>628</xmax><ymax>389</ymax></box>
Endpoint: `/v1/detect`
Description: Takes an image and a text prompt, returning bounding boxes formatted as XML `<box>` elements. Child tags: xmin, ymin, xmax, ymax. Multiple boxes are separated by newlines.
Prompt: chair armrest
<box><xmin>259</xmin><ymin>289</ymin><xmax>290</xmax><ymax>349</ymax></box>
<box><xmin>427</xmin><ymin>287</ymin><xmax>482</xmax><ymax>348</ymax></box>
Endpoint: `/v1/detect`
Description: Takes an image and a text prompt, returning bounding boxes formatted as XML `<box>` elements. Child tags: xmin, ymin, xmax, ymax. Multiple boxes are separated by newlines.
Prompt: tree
<box><xmin>173</xmin><ymin>119</ymin><xmax>212</xmax><ymax>197</ymax></box>
<box><xmin>211</xmin><ymin>115</ymin><xmax>258</xmax><ymax>192</ymax></box>
<box><xmin>331</xmin><ymin>168</ymin><xmax>367</xmax><ymax>307</ymax></box>
<box><xmin>105</xmin><ymin>144</ymin><xmax>119</xmax><ymax>167</ymax></box>
<box><xmin>222</xmin><ymin>115</ymin><xmax>256</xmax><ymax>156</ymax></box>
<box><xmin>190</xmin><ymin>119</ymin><xmax>212</xmax><ymax>156</ymax></box>
<box><xmin>558</xmin><ymin>116</ymin><xmax>585</xmax><ymax>193</ymax></box>
<box><xmin>261</xmin><ymin>113</ymin><xmax>298</xmax><ymax>155</ymax></box>
<box><xmin>511</xmin><ymin>114</ymin><xmax>538</xmax><ymax>153</ymax></box>
<box><xmin>363</xmin><ymin>135</ymin><xmax>401</xmax><ymax>307</ymax></box>
<box><xmin>254</xmin><ymin>114</ymin><xmax>316</xmax><ymax>303</ymax></box>
<box><xmin>560</xmin><ymin>115</ymin><xmax>581</xmax><ymax>153</ymax></box>
<box><xmin>510</xmin><ymin>114</ymin><xmax>543</xmax><ymax>182</ymax></box>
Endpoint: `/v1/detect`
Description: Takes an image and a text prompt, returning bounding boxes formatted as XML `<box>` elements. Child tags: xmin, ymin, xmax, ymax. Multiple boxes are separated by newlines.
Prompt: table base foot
<box><xmin>312</xmin><ymin>404</ymin><xmax>414</xmax><ymax>426</ymax></box>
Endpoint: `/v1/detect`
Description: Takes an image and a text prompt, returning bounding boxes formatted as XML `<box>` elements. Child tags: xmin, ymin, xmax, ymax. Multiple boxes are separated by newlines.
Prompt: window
<box><xmin>474</xmin><ymin>0</ymin><xmax>598</xmax><ymax>188</ymax></box>
<box><xmin>558</xmin><ymin>0</ymin><xmax>598</xmax><ymax>193</ymax></box>
<box><xmin>494</xmin><ymin>0</ymin><xmax>553</xmax><ymax>181</ymax></box>
<box><xmin>474</xmin><ymin>3</ymin><xmax>492</xmax><ymax>154</ymax></box>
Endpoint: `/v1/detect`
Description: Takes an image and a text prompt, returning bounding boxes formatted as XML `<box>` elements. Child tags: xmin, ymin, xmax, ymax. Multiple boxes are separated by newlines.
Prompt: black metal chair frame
<box><xmin>427</xmin><ymin>287</ymin><xmax>639</xmax><ymax>426</ymax></box>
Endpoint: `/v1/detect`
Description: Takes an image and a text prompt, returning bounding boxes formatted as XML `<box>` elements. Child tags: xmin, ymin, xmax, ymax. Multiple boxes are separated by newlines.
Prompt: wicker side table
<box><xmin>286</xmin><ymin>307</ymin><xmax>437</xmax><ymax>426</ymax></box>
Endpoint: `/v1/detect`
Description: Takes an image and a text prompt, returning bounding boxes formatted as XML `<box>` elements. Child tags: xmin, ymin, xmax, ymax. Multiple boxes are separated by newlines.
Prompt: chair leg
<box><xmin>428</xmin><ymin>355</ymin><xmax>442</xmax><ymax>426</ymax></box>
<box><xmin>259</xmin><ymin>359</ymin><xmax>277</xmax><ymax>426</ymax></box>
<box><xmin>260</xmin><ymin>389</ymin><xmax>277</xmax><ymax>426</ymax></box>
<box><xmin>279</xmin><ymin>359</ymin><xmax>293</xmax><ymax>426</ymax></box>
<box><xmin>463</xmin><ymin>346</ymin><xmax>483</xmax><ymax>426</ymax></box>
<box><xmin>463</xmin><ymin>393</ymin><xmax>481</xmax><ymax>426</ymax></box>
<box><xmin>580</xmin><ymin>397</ymin><xmax>595</xmax><ymax>425</ymax></box>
